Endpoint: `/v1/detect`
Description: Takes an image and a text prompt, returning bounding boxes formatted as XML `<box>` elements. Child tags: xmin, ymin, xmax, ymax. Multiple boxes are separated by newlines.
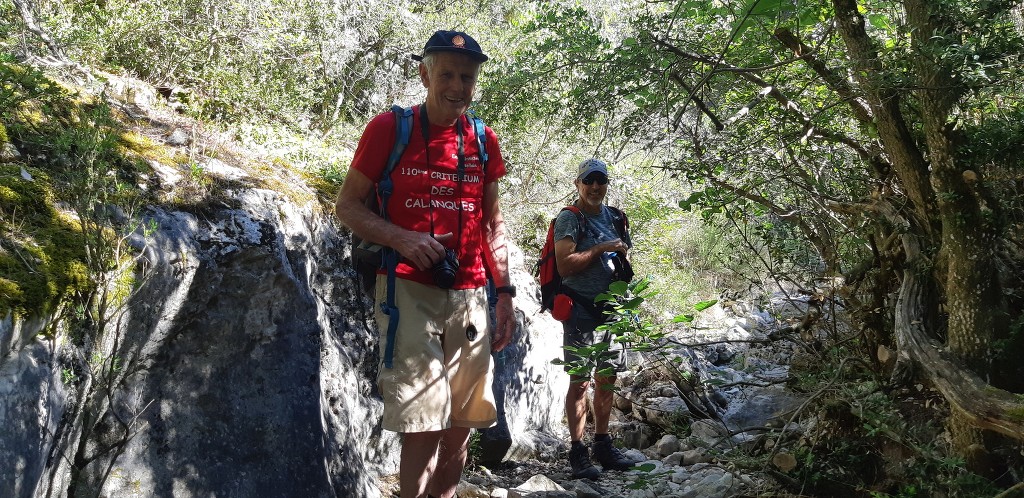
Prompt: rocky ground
<box><xmin>379</xmin><ymin>449</ymin><xmax>771</xmax><ymax>497</ymax></box>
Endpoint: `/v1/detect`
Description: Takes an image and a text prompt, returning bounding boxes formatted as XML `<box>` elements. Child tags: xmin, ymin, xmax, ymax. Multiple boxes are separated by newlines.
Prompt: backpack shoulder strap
<box><xmin>377</xmin><ymin>105</ymin><xmax>414</xmax><ymax>217</ymax></box>
<box><xmin>562</xmin><ymin>205</ymin><xmax>585</xmax><ymax>227</ymax></box>
<box><xmin>607</xmin><ymin>206</ymin><xmax>632</xmax><ymax>249</ymax></box>
<box><xmin>559</xmin><ymin>205</ymin><xmax>588</xmax><ymax>242</ymax></box>
<box><xmin>606</xmin><ymin>206</ymin><xmax>629</xmax><ymax>238</ymax></box>
<box><xmin>384</xmin><ymin>104</ymin><xmax>414</xmax><ymax>179</ymax></box>
<box><xmin>466</xmin><ymin>110</ymin><xmax>488</xmax><ymax>174</ymax></box>
<box><xmin>379</xmin><ymin>104</ymin><xmax>413</xmax><ymax>370</ymax></box>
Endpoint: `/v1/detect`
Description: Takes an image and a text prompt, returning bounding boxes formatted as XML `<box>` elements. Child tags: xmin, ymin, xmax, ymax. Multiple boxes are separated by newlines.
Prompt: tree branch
<box><xmin>773</xmin><ymin>27</ymin><xmax>874</xmax><ymax>126</ymax></box>
<box><xmin>12</xmin><ymin>0</ymin><xmax>69</xmax><ymax>62</ymax></box>
<box><xmin>832</xmin><ymin>0</ymin><xmax>936</xmax><ymax>235</ymax></box>
<box><xmin>668</xmin><ymin>71</ymin><xmax>724</xmax><ymax>131</ymax></box>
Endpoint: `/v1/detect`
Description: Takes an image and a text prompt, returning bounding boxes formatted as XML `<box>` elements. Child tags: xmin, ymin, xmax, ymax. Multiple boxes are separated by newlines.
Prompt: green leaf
<box><xmin>747</xmin><ymin>0</ymin><xmax>785</xmax><ymax>16</ymax></box>
<box><xmin>678</xmin><ymin>191</ymin><xmax>703</xmax><ymax>210</ymax></box>
<box><xmin>623</xmin><ymin>296</ymin><xmax>644</xmax><ymax>309</ymax></box>
<box><xmin>635</xmin><ymin>463</ymin><xmax>658</xmax><ymax>473</ymax></box>
<box><xmin>673</xmin><ymin>314</ymin><xmax>695</xmax><ymax>323</ymax></box>
<box><xmin>733</xmin><ymin>0</ymin><xmax>786</xmax><ymax>36</ymax></box>
<box><xmin>867</xmin><ymin>13</ymin><xmax>892</xmax><ymax>31</ymax></box>
<box><xmin>694</xmin><ymin>299</ymin><xmax>718</xmax><ymax>311</ymax></box>
<box><xmin>632</xmin><ymin>278</ymin><xmax>651</xmax><ymax>294</ymax></box>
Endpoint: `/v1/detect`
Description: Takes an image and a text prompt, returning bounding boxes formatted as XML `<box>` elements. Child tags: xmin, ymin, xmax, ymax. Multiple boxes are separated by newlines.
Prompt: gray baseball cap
<box><xmin>577</xmin><ymin>158</ymin><xmax>608</xmax><ymax>180</ymax></box>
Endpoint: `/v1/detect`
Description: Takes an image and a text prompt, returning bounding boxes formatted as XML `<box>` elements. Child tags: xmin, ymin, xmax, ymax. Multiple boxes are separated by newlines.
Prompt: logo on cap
<box><xmin>452</xmin><ymin>35</ymin><xmax>466</xmax><ymax>48</ymax></box>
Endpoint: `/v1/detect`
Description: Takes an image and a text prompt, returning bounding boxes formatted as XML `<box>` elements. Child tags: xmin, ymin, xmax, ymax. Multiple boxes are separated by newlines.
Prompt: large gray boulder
<box><xmin>0</xmin><ymin>170</ymin><xmax>567</xmax><ymax>497</ymax></box>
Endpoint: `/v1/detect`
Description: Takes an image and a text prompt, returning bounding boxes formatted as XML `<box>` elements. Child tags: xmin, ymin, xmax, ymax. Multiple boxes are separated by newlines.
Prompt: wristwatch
<box><xmin>495</xmin><ymin>285</ymin><xmax>516</xmax><ymax>297</ymax></box>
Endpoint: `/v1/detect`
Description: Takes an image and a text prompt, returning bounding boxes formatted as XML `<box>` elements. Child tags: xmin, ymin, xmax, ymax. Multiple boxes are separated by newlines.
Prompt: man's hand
<box><xmin>393</xmin><ymin>231</ymin><xmax>455</xmax><ymax>271</ymax></box>
<box><xmin>596</xmin><ymin>238</ymin><xmax>628</xmax><ymax>256</ymax></box>
<box><xmin>491</xmin><ymin>295</ymin><xmax>515</xmax><ymax>352</ymax></box>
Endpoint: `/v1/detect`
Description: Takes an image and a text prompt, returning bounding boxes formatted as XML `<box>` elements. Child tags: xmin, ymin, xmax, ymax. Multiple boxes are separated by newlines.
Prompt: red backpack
<box><xmin>536</xmin><ymin>205</ymin><xmax>629</xmax><ymax>317</ymax></box>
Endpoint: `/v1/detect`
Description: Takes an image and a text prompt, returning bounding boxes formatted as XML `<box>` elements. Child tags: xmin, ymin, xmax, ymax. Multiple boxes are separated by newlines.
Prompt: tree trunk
<box><xmin>832</xmin><ymin>0</ymin><xmax>937</xmax><ymax>234</ymax></box>
<box><xmin>901</xmin><ymin>0</ymin><xmax>1015</xmax><ymax>471</ymax></box>
<box><xmin>894</xmin><ymin>234</ymin><xmax>1024</xmax><ymax>442</ymax></box>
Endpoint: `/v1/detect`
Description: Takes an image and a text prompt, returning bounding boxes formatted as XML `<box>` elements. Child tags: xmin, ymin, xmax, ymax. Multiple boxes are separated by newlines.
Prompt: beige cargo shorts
<box><xmin>374</xmin><ymin>276</ymin><xmax>497</xmax><ymax>433</ymax></box>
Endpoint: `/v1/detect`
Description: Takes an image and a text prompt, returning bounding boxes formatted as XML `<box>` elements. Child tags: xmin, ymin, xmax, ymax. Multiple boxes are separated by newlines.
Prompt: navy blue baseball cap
<box><xmin>412</xmin><ymin>30</ymin><xmax>488</xmax><ymax>63</ymax></box>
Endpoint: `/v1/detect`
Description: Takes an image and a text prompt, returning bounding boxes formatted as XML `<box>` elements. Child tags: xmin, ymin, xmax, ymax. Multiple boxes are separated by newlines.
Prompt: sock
<box><xmin>571</xmin><ymin>440</ymin><xmax>587</xmax><ymax>451</ymax></box>
<box><xmin>594</xmin><ymin>433</ymin><xmax>611</xmax><ymax>442</ymax></box>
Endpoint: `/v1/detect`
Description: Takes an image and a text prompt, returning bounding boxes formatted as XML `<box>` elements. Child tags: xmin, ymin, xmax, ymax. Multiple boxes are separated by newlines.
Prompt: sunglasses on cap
<box><xmin>581</xmin><ymin>174</ymin><xmax>608</xmax><ymax>186</ymax></box>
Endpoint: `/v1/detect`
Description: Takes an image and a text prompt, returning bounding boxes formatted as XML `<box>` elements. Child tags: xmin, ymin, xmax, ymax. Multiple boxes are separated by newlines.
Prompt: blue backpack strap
<box><xmin>381</xmin><ymin>248</ymin><xmax>401</xmax><ymax>369</ymax></box>
<box><xmin>377</xmin><ymin>104</ymin><xmax>413</xmax><ymax>217</ymax></box>
<box><xmin>380</xmin><ymin>105</ymin><xmax>414</xmax><ymax>369</ymax></box>
<box><xmin>467</xmin><ymin>110</ymin><xmax>488</xmax><ymax>173</ymax></box>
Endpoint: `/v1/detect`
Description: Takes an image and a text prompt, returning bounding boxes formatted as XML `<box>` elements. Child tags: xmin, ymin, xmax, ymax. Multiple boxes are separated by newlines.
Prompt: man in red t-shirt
<box><xmin>334</xmin><ymin>30</ymin><xmax>515</xmax><ymax>498</ymax></box>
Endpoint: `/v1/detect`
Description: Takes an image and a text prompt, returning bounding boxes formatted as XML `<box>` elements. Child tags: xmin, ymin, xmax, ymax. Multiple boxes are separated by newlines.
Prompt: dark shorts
<box><xmin>562</xmin><ymin>305</ymin><xmax>625</xmax><ymax>377</ymax></box>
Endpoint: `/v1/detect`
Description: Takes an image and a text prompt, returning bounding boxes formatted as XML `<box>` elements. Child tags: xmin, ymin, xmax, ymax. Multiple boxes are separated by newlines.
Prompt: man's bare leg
<box><xmin>400</xmin><ymin>430</ymin><xmax>442</xmax><ymax>498</ymax></box>
<box><xmin>427</xmin><ymin>426</ymin><xmax>472</xmax><ymax>498</ymax></box>
<box><xmin>593</xmin><ymin>374</ymin><xmax>616</xmax><ymax>434</ymax></box>
<box><xmin>566</xmin><ymin>376</ymin><xmax>590</xmax><ymax>441</ymax></box>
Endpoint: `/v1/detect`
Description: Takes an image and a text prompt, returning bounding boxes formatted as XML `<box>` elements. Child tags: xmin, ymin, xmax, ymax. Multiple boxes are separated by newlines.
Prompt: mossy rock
<box><xmin>0</xmin><ymin>163</ymin><xmax>92</xmax><ymax>318</ymax></box>
<box><xmin>119</xmin><ymin>130</ymin><xmax>170</xmax><ymax>170</ymax></box>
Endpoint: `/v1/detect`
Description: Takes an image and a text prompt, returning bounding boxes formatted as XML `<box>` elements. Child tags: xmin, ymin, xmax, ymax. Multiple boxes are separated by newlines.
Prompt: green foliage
<box><xmin>637</xmin><ymin>215</ymin><xmax>731</xmax><ymax>319</ymax></box>
<box><xmin>556</xmin><ymin>275</ymin><xmax>717</xmax><ymax>393</ymax></box>
<box><xmin>230</xmin><ymin>120</ymin><xmax>357</xmax><ymax>206</ymax></box>
<box><xmin>597</xmin><ymin>278</ymin><xmax>664</xmax><ymax>354</ymax></box>
<box><xmin>1</xmin><ymin>63</ymin><xmax>91</xmax><ymax>318</ymax></box>
<box><xmin>1</xmin><ymin>60</ymin><xmax>158</xmax><ymax>495</ymax></box>
<box><xmin>0</xmin><ymin>60</ymin><xmax>150</xmax><ymax>334</ymax></box>
<box><xmin>61</xmin><ymin>367</ymin><xmax>78</xmax><ymax>386</ymax></box>
<box><xmin>23</xmin><ymin>0</ymin><xmax>420</xmax><ymax>129</ymax></box>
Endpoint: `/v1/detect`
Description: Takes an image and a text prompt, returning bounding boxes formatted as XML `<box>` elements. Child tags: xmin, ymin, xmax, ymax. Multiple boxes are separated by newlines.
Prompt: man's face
<box><xmin>420</xmin><ymin>52</ymin><xmax>481</xmax><ymax>125</ymax></box>
<box><xmin>576</xmin><ymin>172</ymin><xmax>609</xmax><ymax>209</ymax></box>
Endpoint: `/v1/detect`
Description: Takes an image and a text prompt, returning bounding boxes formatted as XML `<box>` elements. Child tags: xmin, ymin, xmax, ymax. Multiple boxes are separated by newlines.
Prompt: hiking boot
<box><xmin>568</xmin><ymin>443</ymin><xmax>601</xmax><ymax>480</ymax></box>
<box><xmin>593</xmin><ymin>438</ymin><xmax>634</xmax><ymax>471</ymax></box>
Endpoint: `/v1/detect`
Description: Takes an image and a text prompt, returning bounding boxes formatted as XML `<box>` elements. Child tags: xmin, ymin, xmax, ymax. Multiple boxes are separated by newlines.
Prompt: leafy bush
<box><xmin>26</xmin><ymin>0</ymin><xmax>421</xmax><ymax>129</ymax></box>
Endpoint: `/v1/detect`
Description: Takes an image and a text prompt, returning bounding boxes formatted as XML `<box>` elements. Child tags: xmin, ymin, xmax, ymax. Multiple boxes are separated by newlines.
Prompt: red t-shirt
<box><xmin>350</xmin><ymin>106</ymin><xmax>507</xmax><ymax>289</ymax></box>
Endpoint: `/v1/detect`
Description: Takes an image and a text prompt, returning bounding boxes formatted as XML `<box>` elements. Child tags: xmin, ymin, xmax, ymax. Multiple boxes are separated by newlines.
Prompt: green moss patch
<box><xmin>0</xmin><ymin>164</ymin><xmax>90</xmax><ymax>317</ymax></box>
<box><xmin>0</xmin><ymin>61</ymin><xmax>150</xmax><ymax>320</ymax></box>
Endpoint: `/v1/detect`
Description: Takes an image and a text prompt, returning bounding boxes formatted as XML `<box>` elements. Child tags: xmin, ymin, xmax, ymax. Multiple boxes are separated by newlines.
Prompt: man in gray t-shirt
<box><xmin>553</xmin><ymin>158</ymin><xmax>636</xmax><ymax>480</ymax></box>
<box><xmin>554</xmin><ymin>205</ymin><xmax>631</xmax><ymax>319</ymax></box>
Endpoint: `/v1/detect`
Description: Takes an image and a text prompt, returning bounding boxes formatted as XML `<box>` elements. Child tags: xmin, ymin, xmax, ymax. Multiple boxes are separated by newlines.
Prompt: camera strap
<box><xmin>381</xmin><ymin>105</ymin><xmax>473</xmax><ymax>368</ymax></box>
<box><xmin>419</xmin><ymin>105</ymin><xmax>466</xmax><ymax>252</ymax></box>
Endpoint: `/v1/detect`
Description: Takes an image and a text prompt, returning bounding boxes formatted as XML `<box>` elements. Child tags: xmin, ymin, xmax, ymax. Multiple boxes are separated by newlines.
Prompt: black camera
<box><xmin>432</xmin><ymin>248</ymin><xmax>460</xmax><ymax>289</ymax></box>
<box><xmin>609</xmin><ymin>252</ymin><xmax>634</xmax><ymax>283</ymax></box>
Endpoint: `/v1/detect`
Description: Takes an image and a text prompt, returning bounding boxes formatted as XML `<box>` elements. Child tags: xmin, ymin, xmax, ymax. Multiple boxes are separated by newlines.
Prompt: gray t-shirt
<box><xmin>553</xmin><ymin>205</ymin><xmax>632</xmax><ymax>319</ymax></box>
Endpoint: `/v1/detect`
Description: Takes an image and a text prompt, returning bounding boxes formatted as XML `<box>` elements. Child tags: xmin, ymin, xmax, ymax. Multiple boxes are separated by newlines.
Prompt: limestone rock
<box><xmin>509</xmin><ymin>474</ymin><xmax>569</xmax><ymax>498</ymax></box>
<box><xmin>166</xmin><ymin>128</ymin><xmax>190</xmax><ymax>146</ymax></box>
<box><xmin>772</xmin><ymin>452</ymin><xmax>798</xmax><ymax>472</ymax></box>
<box><xmin>654</xmin><ymin>434</ymin><xmax>681</xmax><ymax>455</ymax></box>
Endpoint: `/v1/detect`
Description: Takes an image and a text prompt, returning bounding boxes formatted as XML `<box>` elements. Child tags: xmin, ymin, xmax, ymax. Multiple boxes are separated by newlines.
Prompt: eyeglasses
<box><xmin>581</xmin><ymin>174</ymin><xmax>608</xmax><ymax>186</ymax></box>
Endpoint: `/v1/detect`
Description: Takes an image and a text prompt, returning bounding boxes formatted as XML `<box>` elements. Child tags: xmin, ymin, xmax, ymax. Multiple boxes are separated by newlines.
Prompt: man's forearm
<box><xmin>484</xmin><ymin>215</ymin><xmax>510</xmax><ymax>287</ymax></box>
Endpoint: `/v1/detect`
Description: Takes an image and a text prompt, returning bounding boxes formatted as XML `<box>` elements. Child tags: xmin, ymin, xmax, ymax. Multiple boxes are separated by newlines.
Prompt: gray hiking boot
<box><xmin>569</xmin><ymin>443</ymin><xmax>601</xmax><ymax>480</ymax></box>
<box><xmin>593</xmin><ymin>438</ymin><xmax>634</xmax><ymax>471</ymax></box>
